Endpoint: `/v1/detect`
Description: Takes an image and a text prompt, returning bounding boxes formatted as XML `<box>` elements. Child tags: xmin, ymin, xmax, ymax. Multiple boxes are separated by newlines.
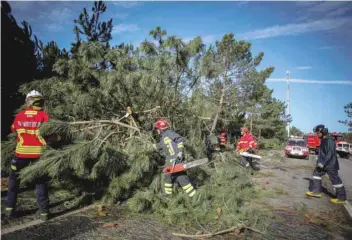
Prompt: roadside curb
<box><xmin>342</xmin><ymin>201</ymin><xmax>352</xmax><ymax>222</ymax></box>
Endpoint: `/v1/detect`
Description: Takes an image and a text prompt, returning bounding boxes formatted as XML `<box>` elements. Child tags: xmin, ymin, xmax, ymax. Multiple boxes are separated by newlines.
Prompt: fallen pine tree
<box><xmin>1</xmin><ymin>0</ymin><xmax>289</xmax><ymax>235</ymax></box>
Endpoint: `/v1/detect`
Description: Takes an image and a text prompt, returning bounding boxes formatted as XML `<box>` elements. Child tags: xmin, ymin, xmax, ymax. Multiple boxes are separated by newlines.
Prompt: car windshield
<box><xmin>288</xmin><ymin>140</ymin><xmax>306</xmax><ymax>146</ymax></box>
<box><xmin>333</xmin><ymin>136</ymin><xmax>344</xmax><ymax>141</ymax></box>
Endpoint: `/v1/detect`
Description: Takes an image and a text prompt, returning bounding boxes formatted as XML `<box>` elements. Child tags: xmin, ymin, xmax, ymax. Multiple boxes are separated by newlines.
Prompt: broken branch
<box><xmin>69</xmin><ymin>120</ymin><xmax>140</xmax><ymax>132</ymax></box>
<box><xmin>172</xmin><ymin>225</ymin><xmax>263</xmax><ymax>238</ymax></box>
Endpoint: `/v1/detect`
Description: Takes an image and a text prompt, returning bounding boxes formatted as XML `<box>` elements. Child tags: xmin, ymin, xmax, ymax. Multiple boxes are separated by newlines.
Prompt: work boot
<box><xmin>4</xmin><ymin>208</ymin><xmax>15</xmax><ymax>218</ymax></box>
<box><xmin>330</xmin><ymin>198</ymin><xmax>347</xmax><ymax>204</ymax></box>
<box><xmin>36</xmin><ymin>210</ymin><xmax>50</xmax><ymax>221</ymax></box>
<box><xmin>306</xmin><ymin>191</ymin><xmax>322</xmax><ymax>198</ymax></box>
<box><xmin>251</xmin><ymin>162</ymin><xmax>260</xmax><ymax>171</ymax></box>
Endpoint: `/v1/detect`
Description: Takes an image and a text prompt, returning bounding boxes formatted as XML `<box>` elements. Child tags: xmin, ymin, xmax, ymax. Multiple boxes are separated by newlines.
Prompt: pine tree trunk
<box><xmin>259</xmin><ymin>128</ymin><xmax>261</xmax><ymax>140</ymax></box>
<box><xmin>210</xmin><ymin>84</ymin><xmax>225</xmax><ymax>136</ymax></box>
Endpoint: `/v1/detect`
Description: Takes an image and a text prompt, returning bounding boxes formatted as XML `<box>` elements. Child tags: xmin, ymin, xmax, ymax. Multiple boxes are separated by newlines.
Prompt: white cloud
<box><xmin>267</xmin><ymin>78</ymin><xmax>352</xmax><ymax>85</ymax></box>
<box><xmin>296</xmin><ymin>2</ymin><xmax>352</xmax><ymax>21</ymax></box>
<box><xmin>113</xmin><ymin>13</ymin><xmax>129</xmax><ymax>20</ymax></box>
<box><xmin>237</xmin><ymin>1</ymin><xmax>248</xmax><ymax>6</ymax></box>
<box><xmin>202</xmin><ymin>35</ymin><xmax>217</xmax><ymax>44</ymax></box>
<box><xmin>112</xmin><ymin>24</ymin><xmax>139</xmax><ymax>34</ymax></box>
<box><xmin>295</xmin><ymin>66</ymin><xmax>312</xmax><ymax>70</ymax></box>
<box><xmin>316</xmin><ymin>46</ymin><xmax>342</xmax><ymax>50</ymax></box>
<box><xmin>238</xmin><ymin>18</ymin><xmax>351</xmax><ymax>40</ymax></box>
<box><xmin>113</xmin><ymin>2</ymin><xmax>142</xmax><ymax>8</ymax></box>
<box><xmin>40</xmin><ymin>7</ymin><xmax>74</xmax><ymax>32</ymax></box>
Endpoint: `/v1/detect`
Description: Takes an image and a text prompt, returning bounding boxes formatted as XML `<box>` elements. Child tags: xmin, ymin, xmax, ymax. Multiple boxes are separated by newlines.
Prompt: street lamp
<box><xmin>286</xmin><ymin>71</ymin><xmax>290</xmax><ymax>138</ymax></box>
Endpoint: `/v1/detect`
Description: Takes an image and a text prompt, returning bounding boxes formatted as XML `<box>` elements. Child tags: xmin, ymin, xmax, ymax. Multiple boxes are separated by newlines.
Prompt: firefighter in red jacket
<box><xmin>236</xmin><ymin>127</ymin><xmax>260</xmax><ymax>170</ymax></box>
<box><xmin>4</xmin><ymin>90</ymin><xmax>56</xmax><ymax>221</ymax></box>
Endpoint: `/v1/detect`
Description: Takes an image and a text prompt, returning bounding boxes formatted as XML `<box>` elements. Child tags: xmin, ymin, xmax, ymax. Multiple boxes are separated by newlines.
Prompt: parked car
<box><xmin>285</xmin><ymin>139</ymin><xmax>310</xmax><ymax>160</ymax></box>
<box><xmin>331</xmin><ymin>132</ymin><xmax>352</xmax><ymax>159</ymax></box>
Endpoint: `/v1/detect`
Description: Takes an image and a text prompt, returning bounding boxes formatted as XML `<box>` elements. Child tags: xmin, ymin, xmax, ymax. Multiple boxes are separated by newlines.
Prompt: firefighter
<box><xmin>236</xmin><ymin>127</ymin><xmax>260</xmax><ymax>171</ymax></box>
<box><xmin>154</xmin><ymin>119</ymin><xmax>196</xmax><ymax>198</ymax></box>
<box><xmin>306</xmin><ymin>124</ymin><xmax>347</xmax><ymax>204</ymax></box>
<box><xmin>4</xmin><ymin>90</ymin><xmax>58</xmax><ymax>221</ymax></box>
<box><xmin>218</xmin><ymin>130</ymin><xmax>227</xmax><ymax>150</ymax></box>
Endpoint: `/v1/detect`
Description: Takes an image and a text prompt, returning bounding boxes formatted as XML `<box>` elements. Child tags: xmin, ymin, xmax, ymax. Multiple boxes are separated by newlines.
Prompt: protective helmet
<box><xmin>25</xmin><ymin>90</ymin><xmax>44</xmax><ymax>109</ymax></box>
<box><xmin>155</xmin><ymin>119</ymin><xmax>169</xmax><ymax>130</ymax></box>
<box><xmin>313</xmin><ymin>124</ymin><xmax>328</xmax><ymax>135</ymax></box>
<box><xmin>241</xmin><ymin>127</ymin><xmax>249</xmax><ymax>134</ymax></box>
<box><xmin>26</xmin><ymin>90</ymin><xmax>42</xmax><ymax>100</ymax></box>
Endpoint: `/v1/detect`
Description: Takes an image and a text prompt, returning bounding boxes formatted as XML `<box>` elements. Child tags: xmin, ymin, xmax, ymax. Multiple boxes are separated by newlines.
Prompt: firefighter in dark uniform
<box><xmin>306</xmin><ymin>124</ymin><xmax>347</xmax><ymax>204</ymax></box>
<box><xmin>154</xmin><ymin>119</ymin><xmax>196</xmax><ymax>197</ymax></box>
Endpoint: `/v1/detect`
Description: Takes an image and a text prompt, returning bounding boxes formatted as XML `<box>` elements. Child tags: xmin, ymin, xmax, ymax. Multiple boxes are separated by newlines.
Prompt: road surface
<box><xmin>337</xmin><ymin>157</ymin><xmax>352</xmax><ymax>203</ymax></box>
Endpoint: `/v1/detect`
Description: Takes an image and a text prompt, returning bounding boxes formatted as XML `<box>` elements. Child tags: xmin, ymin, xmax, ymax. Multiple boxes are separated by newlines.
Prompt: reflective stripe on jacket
<box><xmin>236</xmin><ymin>133</ymin><xmax>258</xmax><ymax>151</ymax></box>
<box><xmin>157</xmin><ymin>130</ymin><xmax>184</xmax><ymax>164</ymax></box>
<box><xmin>11</xmin><ymin>107</ymin><xmax>49</xmax><ymax>158</ymax></box>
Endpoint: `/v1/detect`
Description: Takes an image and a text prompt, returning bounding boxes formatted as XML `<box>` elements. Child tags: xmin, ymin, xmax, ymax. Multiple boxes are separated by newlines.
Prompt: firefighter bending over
<box><xmin>4</xmin><ymin>90</ymin><xmax>59</xmax><ymax>221</ymax></box>
<box><xmin>306</xmin><ymin>124</ymin><xmax>347</xmax><ymax>204</ymax></box>
<box><xmin>154</xmin><ymin>119</ymin><xmax>196</xmax><ymax>198</ymax></box>
<box><xmin>236</xmin><ymin>127</ymin><xmax>260</xmax><ymax>171</ymax></box>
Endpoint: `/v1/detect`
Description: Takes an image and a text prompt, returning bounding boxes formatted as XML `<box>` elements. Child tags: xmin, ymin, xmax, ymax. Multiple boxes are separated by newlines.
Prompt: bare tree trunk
<box><xmin>250</xmin><ymin>106</ymin><xmax>254</xmax><ymax>133</ymax></box>
<box><xmin>210</xmin><ymin>84</ymin><xmax>225</xmax><ymax>136</ymax></box>
<box><xmin>259</xmin><ymin>128</ymin><xmax>261</xmax><ymax>140</ymax></box>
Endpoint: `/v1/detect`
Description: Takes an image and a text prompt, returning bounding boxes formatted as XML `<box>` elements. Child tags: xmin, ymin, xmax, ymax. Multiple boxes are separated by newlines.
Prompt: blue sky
<box><xmin>9</xmin><ymin>1</ymin><xmax>352</xmax><ymax>133</ymax></box>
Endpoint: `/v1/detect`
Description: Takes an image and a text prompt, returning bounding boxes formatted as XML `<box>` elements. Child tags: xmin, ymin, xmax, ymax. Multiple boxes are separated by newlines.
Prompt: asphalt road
<box><xmin>338</xmin><ymin>156</ymin><xmax>352</xmax><ymax>202</ymax></box>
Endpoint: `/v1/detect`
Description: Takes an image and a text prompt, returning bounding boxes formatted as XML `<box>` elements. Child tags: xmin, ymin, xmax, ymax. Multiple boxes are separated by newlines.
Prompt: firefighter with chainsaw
<box><xmin>4</xmin><ymin>90</ymin><xmax>59</xmax><ymax>221</ymax></box>
<box><xmin>154</xmin><ymin>119</ymin><xmax>197</xmax><ymax>198</ymax></box>
<box><xmin>236</xmin><ymin>127</ymin><xmax>260</xmax><ymax>171</ymax></box>
<box><xmin>306</xmin><ymin>124</ymin><xmax>347</xmax><ymax>204</ymax></box>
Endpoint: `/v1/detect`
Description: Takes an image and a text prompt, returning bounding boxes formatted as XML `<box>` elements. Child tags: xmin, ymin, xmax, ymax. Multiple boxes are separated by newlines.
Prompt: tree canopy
<box><xmin>1</xmin><ymin>0</ymin><xmax>291</xmax><ymax>233</ymax></box>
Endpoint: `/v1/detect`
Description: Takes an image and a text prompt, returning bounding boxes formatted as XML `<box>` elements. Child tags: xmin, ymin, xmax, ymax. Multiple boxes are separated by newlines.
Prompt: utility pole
<box><xmin>286</xmin><ymin>71</ymin><xmax>290</xmax><ymax>138</ymax></box>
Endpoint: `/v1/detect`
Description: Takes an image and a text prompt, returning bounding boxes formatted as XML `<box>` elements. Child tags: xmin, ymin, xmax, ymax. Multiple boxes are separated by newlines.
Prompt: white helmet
<box><xmin>26</xmin><ymin>90</ymin><xmax>43</xmax><ymax>100</ymax></box>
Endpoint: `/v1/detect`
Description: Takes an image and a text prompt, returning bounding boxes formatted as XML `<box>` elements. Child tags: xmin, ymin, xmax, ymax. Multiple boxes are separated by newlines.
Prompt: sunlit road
<box><xmin>338</xmin><ymin>157</ymin><xmax>352</xmax><ymax>202</ymax></box>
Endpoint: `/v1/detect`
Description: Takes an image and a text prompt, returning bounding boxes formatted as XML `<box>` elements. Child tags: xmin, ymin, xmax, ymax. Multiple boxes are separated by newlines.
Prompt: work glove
<box><xmin>316</xmin><ymin>163</ymin><xmax>324</xmax><ymax>172</ymax></box>
<box><xmin>176</xmin><ymin>152</ymin><xmax>184</xmax><ymax>163</ymax></box>
<box><xmin>124</xmin><ymin>113</ymin><xmax>130</xmax><ymax>118</ymax></box>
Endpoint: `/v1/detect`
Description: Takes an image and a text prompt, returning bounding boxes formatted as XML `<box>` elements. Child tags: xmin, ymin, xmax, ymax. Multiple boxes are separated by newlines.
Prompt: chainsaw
<box><xmin>239</xmin><ymin>151</ymin><xmax>262</xmax><ymax>160</ymax></box>
<box><xmin>162</xmin><ymin>158</ymin><xmax>209</xmax><ymax>175</ymax></box>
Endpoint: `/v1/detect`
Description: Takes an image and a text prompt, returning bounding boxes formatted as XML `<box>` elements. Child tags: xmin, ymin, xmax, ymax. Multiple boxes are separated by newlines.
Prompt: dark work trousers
<box><xmin>6</xmin><ymin>157</ymin><xmax>49</xmax><ymax>213</ymax></box>
<box><xmin>310</xmin><ymin>168</ymin><xmax>347</xmax><ymax>201</ymax></box>
<box><xmin>164</xmin><ymin>171</ymin><xmax>196</xmax><ymax>197</ymax></box>
<box><xmin>241</xmin><ymin>155</ymin><xmax>260</xmax><ymax>171</ymax></box>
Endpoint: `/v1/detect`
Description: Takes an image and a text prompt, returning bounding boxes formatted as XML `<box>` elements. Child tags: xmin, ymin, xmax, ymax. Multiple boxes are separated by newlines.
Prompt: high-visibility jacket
<box><xmin>236</xmin><ymin>133</ymin><xmax>258</xmax><ymax>152</ymax></box>
<box><xmin>11</xmin><ymin>107</ymin><xmax>49</xmax><ymax>159</ymax></box>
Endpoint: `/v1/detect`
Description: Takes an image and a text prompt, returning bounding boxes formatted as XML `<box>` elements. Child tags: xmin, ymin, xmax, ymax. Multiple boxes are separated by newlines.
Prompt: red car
<box><xmin>285</xmin><ymin>139</ymin><xmax>310</xmax><ymax>160</ymax></box>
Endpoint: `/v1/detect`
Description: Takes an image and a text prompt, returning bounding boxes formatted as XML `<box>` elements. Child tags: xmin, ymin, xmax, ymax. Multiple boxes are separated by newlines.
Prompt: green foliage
<box><xmin>339</xmin><ymin>102</ymin><xmax>352</xmax><ymax>128</ymax></box>
<box><xmin>2</xmin><ymin>0</ymin><xmax>289</xmax><ymax>231</ymax></box>
<box><xmin>290</xmin><ymin>126</ymin><xmax>304</xmax><ymax>136</ymax></box>
<box><xmin>127</xmin><ymin>152</ymin><xmax>269</xmax><ymax>231</ymax></box>
<box><xmin>73</xmin><ymin>0</ymin><xmax>113</xmax><ymax>43</ymax></box>
<box><xmin>258</xmin><ymin>138</ymin><xmax>283</xmax><ymax>150</ymax></box>
<box><xmin>1</xmin><ymin>1</ymin><xmax>38</xmax><ymax>138</ymax></box>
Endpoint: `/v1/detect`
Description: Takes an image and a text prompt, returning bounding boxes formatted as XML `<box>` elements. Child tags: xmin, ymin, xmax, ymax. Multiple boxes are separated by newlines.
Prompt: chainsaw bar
<box><xmin>183</xmin><ymin>158</ymin><xmax>209</xmax><ymax>170</ymax></box>
<box><xmin>240</xmin><ymin>152</ymin><xmax>262</xmax><ymax>159</ymax></box>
